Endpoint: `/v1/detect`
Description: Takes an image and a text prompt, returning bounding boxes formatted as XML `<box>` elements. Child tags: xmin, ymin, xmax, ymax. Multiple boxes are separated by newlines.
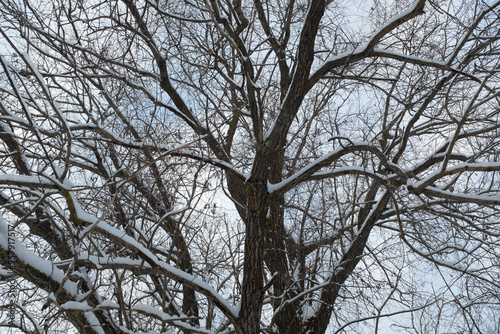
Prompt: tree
<box><xmin>0</xmin><ymin>0</ymin><xmax>499</xmax><ymax>332</ymax></box>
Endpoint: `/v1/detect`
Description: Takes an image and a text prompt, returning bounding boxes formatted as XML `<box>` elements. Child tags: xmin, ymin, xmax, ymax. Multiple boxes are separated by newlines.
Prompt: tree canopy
<box><xmin>0</xmin><ymin>0</ymin><xmax>499</xmax><ymax>333</ymax></box>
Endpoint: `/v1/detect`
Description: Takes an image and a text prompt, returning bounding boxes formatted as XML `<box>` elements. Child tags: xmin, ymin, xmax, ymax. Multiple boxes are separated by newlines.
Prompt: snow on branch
<box><xmin>409</xmin><ymin>161</ymin><xmax>500</xmax><ymax>191</ymax></box>
<box><xmin>407</xmin><ymin>184</ymin><xmax>500</xmax><ymax>206</ymax></box>
<box><xmin>268</xmin><ymin>143</ymin><xmax>401</xmax><ymax>195</ymax></box>
<box><xmin>0</xmin><ymin>175</ymin><xmax>239</xmax><ymax>325</ymax></box>
<box><xmin>0</xmin><ymin>174</ymin><xmax>66</xmax><ymax>190</ymax></box>
<box><xmin>309</xmin><ymin>0</ymin><xmax>426</xmax><ymax>85</ymax></box>
<box><xmin>63</xmin><ymin>192</ymin><xmax>240</xmax><ymax>324</ymax></box>
<box><xmin>0</xmin><ymin>214</ymin><xmax>79</xmax><ymax>300</ymax></box>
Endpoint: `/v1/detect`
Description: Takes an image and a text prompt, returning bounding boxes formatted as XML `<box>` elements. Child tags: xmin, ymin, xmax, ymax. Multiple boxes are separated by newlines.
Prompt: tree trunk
<box><xmin>239</xmin><ymin>178</ymin><xmax>268</xmax><ymax>333</ymax></box>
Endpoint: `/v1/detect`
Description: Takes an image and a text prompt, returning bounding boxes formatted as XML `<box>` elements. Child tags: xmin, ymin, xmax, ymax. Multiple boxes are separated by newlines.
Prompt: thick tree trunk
<box><xmin>239</xmin><ymin>179</ymin><xmax>268</xmax><ymax>333</ymax></box>
<box><xmin>264</xmin><ymin>148</ymin><xmax>302</xmax><ymax>332</ymax></box>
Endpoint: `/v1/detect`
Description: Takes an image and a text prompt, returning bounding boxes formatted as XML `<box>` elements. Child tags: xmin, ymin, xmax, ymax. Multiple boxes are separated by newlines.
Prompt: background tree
<box><xmin>0</xmin><ymin>0</ymin><xmax>499</xmax><ymax>333</ymax></box>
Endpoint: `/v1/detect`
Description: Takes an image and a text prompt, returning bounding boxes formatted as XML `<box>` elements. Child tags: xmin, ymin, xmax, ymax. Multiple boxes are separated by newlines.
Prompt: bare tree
<box><xmin>0</xmin><ymin>0</ymin><xmax>499</xmax><ymax>333</ymax></box>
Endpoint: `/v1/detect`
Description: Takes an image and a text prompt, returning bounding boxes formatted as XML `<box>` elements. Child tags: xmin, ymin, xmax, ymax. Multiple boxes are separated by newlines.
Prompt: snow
<box><xmin>63</xmin><ymin>203</ymin><xmax>240</xmax><ymax>319</ymax></box>
<box><xmin>60</xmin><ymin>300</ymin><xmax>92</xmax><ymax>311</ymax></box>
<box><xmin>0</xmin><ymin>121</ymin><xmax>13</xmax><ymax>136</ymax></box>
<box><xmin>313</xmin><ymin>166</ymin><xmax>384</xmax><ymax>179</ymax></box>
<box><xmin>0</xmin><ymin>115</ymin><xmax>29</xmax><ymax>127</ymax></box>
<box><xmin>0</xmin><ymin>266</ymin><xmax>13</xmax><ymax>277</ymax></box>
<box><xmin>0</xmin><ymin>215</ymin><xmax>79</xmax><ymax>296</ymax></box>
<box><xmin>232</xmin><ymin>302</ymin><xmax>241</xmax><ymax>315</ymax></box>
<box><xmin>0</xmin><ymin>174</ymin><xmax>65</xmax><ymax>189</ymax></box>
<box><xmin>81</xmin><ymin>254</ymin><xmax>150</xmax><ymax>269</ymax></box>
<box><xmin>97</xmin><ymin>300</ymin><xmax>120</xmax><ymax>309</ymax></box>
<box><xmin>372</xmin><ymin>0</ymin><xmax>425</xmax><ymax>36</ymax></box>
<box><xmin>131</xmin><ymin>304</ymin><xmax>184</xmax><ymax>321</ymax></box>
<box><xmin>267</xmin><ymin>150</ymin><xmax>340</xmax><ymax>192</ymax></box>
<box><xmin>372</xmin><ymin>48</ymin><xmax>447</xmax><ymax>66</ymax></box>
<box><xmin>84</xmin><ymin>311</ymin><xmax>105</xmax><ymax>334</ymax></box>
<box><xmin>268</xmin><ymin>143</ymin><xmax>371</xmax><ymax>193</ymax></box>
<box><xmin>409</xmin><ymin>161</ymin><xmax>500</xmax><ymax>190</ymax></box>
<box><xmin>406</xmin><ymin>180</ymin><xmax>500</xmax><ymax>205</ymax></box>
<box><xmin>154</xmin><ymin>259</ymin><xmax>239</xmax><ymax>317</ymax></box>
<box><xmin>354</xmin><ymin>42</ymin><xmax>369</xmax><ymax>54</ymax></box>
<box><xmin>302</xmin><ymin>301</ymin><xmax>319</xmax><ymax>321</ymax></box>
<box><xmin>310</xmin><ymin>0</ymin><xmax>427</xmax><ymax>80</ymax></box>
<box><xmin>171</xmin><ymin>321</ymin><xmax>215</xmax><ymax>334</ymax></box>
<box><xmin>53</xmin><ymin>165</ymin><xmax>65</xmax><ymax>179</ymax></box>
<box><xmin>308</xmin><ymin>50</ymin><xmax>355</xmax><ymax>81</ymax></box>
<box><xmin>208</xmin><ymin>158</ymin><xmax>247</xmax><ymax>179</ymax></box>
<box><xmin>354</xmin><ymin>190</ymin><xmax>388</xmax><ymax>235</ymax></box>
